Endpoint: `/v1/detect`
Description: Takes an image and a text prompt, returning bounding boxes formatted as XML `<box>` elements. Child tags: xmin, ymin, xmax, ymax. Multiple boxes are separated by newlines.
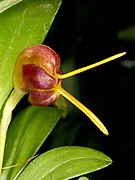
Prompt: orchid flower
<box><xmin>0</xmin><ymin>44</ymin><xmax>126</xmax><ymax>174</ymax></box>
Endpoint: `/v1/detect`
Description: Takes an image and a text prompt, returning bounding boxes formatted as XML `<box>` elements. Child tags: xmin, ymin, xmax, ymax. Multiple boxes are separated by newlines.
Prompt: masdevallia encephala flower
<box><xmin>0</xmin><ymin>44</ymin><xmax>126</xmax><ymax>174</ymax></box>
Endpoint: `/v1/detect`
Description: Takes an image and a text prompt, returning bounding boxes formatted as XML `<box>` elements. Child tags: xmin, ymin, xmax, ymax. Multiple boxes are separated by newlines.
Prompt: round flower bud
<box><xmin>14</xmin><ymin>45</ymin><xmax>62</xmax><ymax>105</ymax></box>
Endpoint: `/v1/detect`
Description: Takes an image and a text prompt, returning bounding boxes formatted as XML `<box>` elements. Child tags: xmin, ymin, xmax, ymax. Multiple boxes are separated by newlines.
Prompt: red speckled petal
<box><xmin>22</xmin><ymin>64</ymin><xmax>57</xmax><ymax>90</ymax></box>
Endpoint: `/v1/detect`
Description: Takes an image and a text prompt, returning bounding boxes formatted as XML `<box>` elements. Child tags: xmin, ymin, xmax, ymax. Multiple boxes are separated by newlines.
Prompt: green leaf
<box><xmin>0</xmin><ymin>0</ymin><xmax>23</xmax><ymax>13</ymax></box>
<box><xmin>1</xmin><ymin>106</ymin><xmax>63</xmax><ymax>179</ymax></box>
<box><xmin>0</xmin><ymin>0</ymin><xmax>62</xmax><ymax>109</ymax></box>
<box><xmin>17</xmin><ymin>146</ymin><xmax>112</xmax><ymax>180</ymax></box>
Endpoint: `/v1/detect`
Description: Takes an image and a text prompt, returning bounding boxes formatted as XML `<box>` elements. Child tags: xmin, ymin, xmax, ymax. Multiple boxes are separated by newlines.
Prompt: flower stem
<box><xmin>0</xmin><ymin>89</ymin><xmax>26</xmax><ymax>176</ymax></box>
<box><xmin>56</xmin><ymin>86</ymin><xmax>108</xmax><ymax>135</ymax></box>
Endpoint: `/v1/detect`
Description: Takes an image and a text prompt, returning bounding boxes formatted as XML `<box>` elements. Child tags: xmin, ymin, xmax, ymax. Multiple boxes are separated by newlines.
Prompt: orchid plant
<box><xmin>0</xmin><ymin>0</ymin><xmax>125</xmax><ymax>179</ymax></box>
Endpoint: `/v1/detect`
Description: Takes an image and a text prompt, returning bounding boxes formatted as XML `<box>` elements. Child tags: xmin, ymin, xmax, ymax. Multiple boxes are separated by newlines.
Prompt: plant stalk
<box><xmin>0</xmin><ymin>89</ymin><xmax>26</xmax><ymax>176</ymax></box>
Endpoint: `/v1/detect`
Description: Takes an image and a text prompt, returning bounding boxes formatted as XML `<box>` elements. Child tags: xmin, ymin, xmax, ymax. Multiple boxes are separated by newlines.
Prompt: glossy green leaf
<box><xmin>0</xmin><ymin>0</ymin><xmax>23</xmax><ymax>13</ymax></box>
<box><xmin>1</xmin><ymin>106</ymin><xmax>63</xmax><ymax>179</ymax></box>
<box><xmin>17</xmin><ymin>146</ymin><xmax>112</xmax><ymax>180</ymax></box>
<box><xmin>0</xmin><ymin>0</ymin><xmax>61</xmax><ymax>109</ymax></box>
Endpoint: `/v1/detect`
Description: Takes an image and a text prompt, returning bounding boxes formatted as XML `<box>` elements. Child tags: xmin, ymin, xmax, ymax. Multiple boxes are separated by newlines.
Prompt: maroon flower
<box><xmin>14</xmin><ymin>44</ymin><xmax>126</xmax><ymax>135</ymax></box>
<box><xmin>14</xmin><ymin>45</ymin><xmax>62</xmax><ymax>106</ymax></box>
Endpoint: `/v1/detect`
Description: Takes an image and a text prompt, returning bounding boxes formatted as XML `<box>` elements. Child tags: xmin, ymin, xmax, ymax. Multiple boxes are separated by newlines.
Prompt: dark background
<box><xmin>42</xmin><ymin>0</ymin><xmax>135</xmax><ymax>179</ymax></box>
